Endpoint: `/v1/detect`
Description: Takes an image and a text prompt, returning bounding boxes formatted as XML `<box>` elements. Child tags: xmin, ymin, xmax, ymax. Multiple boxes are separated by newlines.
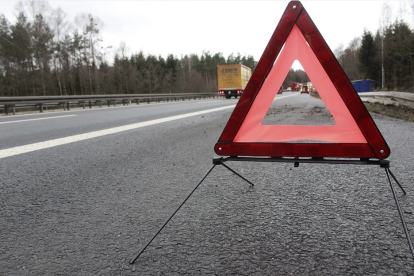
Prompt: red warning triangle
<box><xmin>214</xmin><ymin>1</ymin><xmax>390</xmax><ymax>159</ymax></box>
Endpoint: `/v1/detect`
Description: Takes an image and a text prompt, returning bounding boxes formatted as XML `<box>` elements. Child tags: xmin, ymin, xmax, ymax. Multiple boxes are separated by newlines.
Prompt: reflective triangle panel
<box><xmin>215</xmin><ymin>1</ymin><xmax>390</xmax><ymax>159</ymax></box>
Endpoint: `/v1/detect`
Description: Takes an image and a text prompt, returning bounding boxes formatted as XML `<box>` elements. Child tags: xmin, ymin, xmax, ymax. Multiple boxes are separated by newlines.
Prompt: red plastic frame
<box><xmin>214</xmin><ymin>1</ymin><xmax>390</xmax><ymax>159</ymax></box>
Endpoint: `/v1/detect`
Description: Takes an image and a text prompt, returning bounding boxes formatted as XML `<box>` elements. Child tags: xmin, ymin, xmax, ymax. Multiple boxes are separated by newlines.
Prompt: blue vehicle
<box><xmin>351</xmin><ymin>79</ymin><xmax>375</xmax><ymax>92</ymax></box>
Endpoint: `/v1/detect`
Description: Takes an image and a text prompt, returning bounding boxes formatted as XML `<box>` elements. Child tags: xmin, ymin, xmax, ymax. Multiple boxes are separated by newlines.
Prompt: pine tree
<box><xmin>359</xmin><ymin>29</ymin><xmax>379</xmax><ymax>81</ymax></box>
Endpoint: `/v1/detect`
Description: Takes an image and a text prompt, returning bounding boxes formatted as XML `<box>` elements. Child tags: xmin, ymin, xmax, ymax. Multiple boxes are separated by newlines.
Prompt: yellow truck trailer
<box><xmin>217</xmin><ymin>64</ymin><xmax>252</xmax><ymax>99</ymax></box>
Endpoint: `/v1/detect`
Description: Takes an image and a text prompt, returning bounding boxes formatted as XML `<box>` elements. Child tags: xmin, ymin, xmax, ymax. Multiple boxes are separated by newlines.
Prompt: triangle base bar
<box><xmin>218</xmin><ymin>156</ymin><xmax>390</xmax><ymax>166</ymax></box>
<box><xmin>215</xmin><ymin>142</ymin><xmax>377</xmax><ymax>159</ymax></box>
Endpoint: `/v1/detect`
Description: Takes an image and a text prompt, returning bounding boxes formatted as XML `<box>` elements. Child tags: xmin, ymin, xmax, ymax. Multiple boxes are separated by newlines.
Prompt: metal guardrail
<box><xmin>1</xmin><ymin>91</ymin><xmax>412</xmax><ymax>116</ymax></box>
<box><xmin>0</xmin><ymin>93</ymin><xmax>219</xmax><ymax>115</ymax></box>
<box><xmin>358</xmin><ymin>91</ymin><xmax>414</xmax><ymax>109</ymax></box>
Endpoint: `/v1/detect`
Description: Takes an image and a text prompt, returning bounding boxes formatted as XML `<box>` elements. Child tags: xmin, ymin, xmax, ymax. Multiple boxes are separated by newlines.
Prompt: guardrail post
<box><xmin>107</xmin><ymin>100</ymin><xmax>110</xmax><ymax>107</ymax></box>
<box><xmin>12</xmin><ymin>105</ymin><xmax>16</xmax><ymax>115</ymax></box>
<box><xmin>82</xmin><ymin>101</ymin><xmax>85</xmax><ymax>109</ymax></box>
<box><xmin>39</xmin><ymin>103</ymin><xmax>43</xmax><ymax>113</ymax></box>
<box><xmin>5</xmin><ymin>105</ymin><xmax>9</xmax><ymax>115</ymax></box>
<box><xmin>89</xmin><ymin>101</ymin><xmax>92</xmax><ymax>109</ymax></box>
<box><xmin>66</xmin><ymin>102</ymin><xmax>70</xmax><ymax>110</ymax></box>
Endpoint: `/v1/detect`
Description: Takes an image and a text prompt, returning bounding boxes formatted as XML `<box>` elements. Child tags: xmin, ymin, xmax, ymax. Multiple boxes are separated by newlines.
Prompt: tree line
<box><xmin>0</xmin><ymin>2</ymin><xmax>260</xmax><ymax>97</ymax></box>
<box><xmin>335</xmin><ymin>3</ymin><xmax>414</xmax><ymax>92</ymax></box>
<box><xmin>3</xmin><ymin>2</ymin><xmax>412</xmax><ymax>97</ymax></box>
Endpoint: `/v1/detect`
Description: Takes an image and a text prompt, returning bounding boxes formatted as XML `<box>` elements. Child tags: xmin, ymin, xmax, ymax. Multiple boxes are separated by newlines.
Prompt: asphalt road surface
<box><xmin>1</xmin><ymin>93</ymin><xmax>413</xmax><ymax>275</ymax></box>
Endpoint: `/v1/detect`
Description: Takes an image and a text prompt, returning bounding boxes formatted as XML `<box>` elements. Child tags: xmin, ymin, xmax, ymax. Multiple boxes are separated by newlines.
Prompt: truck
<box><xmin>290</xmin><ymin>82</ymin><xmax>302</xmax><ymax>91</ymax></box>
<box><xmin>217</xmin><ymin>64</ymin><xmax>252</xmax><ymax>99</ymax></box>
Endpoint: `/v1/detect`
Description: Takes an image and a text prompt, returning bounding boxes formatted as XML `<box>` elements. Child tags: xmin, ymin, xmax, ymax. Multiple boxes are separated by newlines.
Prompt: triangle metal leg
<box><xmin>220</xmin><ymin>162</ymin><xmax>255</xmax><ymax>187</ymax></box>
<box><xmin>387</xmin><ymin>168</ymin><xmax>407</xmax><ymax>195</ymax></box>
<box><xmin>213</xmin><ymin>157</ymin><xmax>254</xmax><ymax>187</ymax></box>
<box><xmin>129</xmin><ymin>156</ymin><xmax>413</xmax><ymax>266</ymax></box>
<box><xmin>385</xmin><ymin>168</ymin><xmax>414</xmax><ymax>261</ymax></box>
<box><xmin>129</xmin><ymin>164</ymin><xmax>217</xmax><ymax>264</ymax></box>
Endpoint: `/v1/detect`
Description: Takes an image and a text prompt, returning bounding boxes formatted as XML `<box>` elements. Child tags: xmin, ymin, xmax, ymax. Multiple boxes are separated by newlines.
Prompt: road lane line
<box><xmin>273</xmin><ymin>93</ymin><xmax>299</xmax><ymax>101</ymax></box>
<box><xmin>0</xmin><ymin>115</ymin><xmax>76</xmax><ymax>125</ymax></box>
<box><xmin>0</xmin><ymin>105</ymin><xmax>236</xmax><ymax>159</ymax></box>
<box><xmin>196</xmin><ymin>100</ymin><xmax>223</xmax><ymax>103</ymax></box>
<box><xmin>199</xmin><ymin>93</ymin><xmax>298</xmax><ymax>103</ymax></box>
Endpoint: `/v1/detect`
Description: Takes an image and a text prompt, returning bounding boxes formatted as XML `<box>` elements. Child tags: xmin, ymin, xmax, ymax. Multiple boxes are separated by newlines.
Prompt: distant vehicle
<box><xmin>300</xmin><ymin>85</ymin><xmax>309</xmax><ymax>94</ymax></box>
<box><xmin>287</xmin><ymin>87</ymin><xmax>292</xmax><ymax>91</ymax></box>
<box><xmin>291</xmin><ymin>82</ymin><xmax>301</xmax><ymax>91</ymax></box>
<box><xmin>217</xmin><ymin>64</ymin><xmax>252</xmax><ymax>99</ymax></box>
<box><xmin>307</xmin><ymin>82</ymin><xmax>314</xmax><ymax>92</ymax></box>
<box><xmin>351</xmin><ymin>79</ymin><xmax>375</xmax><ymax>92</ymax></box>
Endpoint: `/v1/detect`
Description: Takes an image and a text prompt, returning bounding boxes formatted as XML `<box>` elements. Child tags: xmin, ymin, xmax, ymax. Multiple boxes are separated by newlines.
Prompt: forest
<box><xmin>0</xmin><ymin>2</ymin><xmax>413</xmax><ymax>97</ymax></box>
<box><xmin>335</xmin><ymin>3</ymin><xmax>414</xmax><ymax>92</ymax></box>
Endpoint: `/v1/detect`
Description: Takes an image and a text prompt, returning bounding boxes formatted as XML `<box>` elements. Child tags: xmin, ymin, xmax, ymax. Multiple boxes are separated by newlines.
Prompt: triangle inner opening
<box><xmin>261</xmin><ymin>60</ymin><xmax>335</xmax><ymax>127</ymax></box>
<box><xmin>233</xmin><ymin>25</ymin><xmax>367</xmax><ymax>144</ymax></box>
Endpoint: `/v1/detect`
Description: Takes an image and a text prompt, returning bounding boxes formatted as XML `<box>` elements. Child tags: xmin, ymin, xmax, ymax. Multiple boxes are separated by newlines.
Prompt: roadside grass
<box><xmin>310</xmin><ymin>91</ymin><xmax>414</xmax><ymax>122</ymax></box>
<box><xmin>363</xmin><ymin>102</ymin><xmax>414</xmax><ymax>122</ymax></box>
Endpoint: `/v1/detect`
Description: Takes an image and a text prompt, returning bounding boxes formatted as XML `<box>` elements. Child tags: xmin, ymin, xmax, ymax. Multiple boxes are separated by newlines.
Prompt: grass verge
<box><xmin>310</xmin><ymin>91</ymin><xmax>414</xmax><ymax>122</ymax></box>
<box><xmin>363</xmin><ymin>102</ymin><xmax>414</xmax><ymax>122</ymax></box>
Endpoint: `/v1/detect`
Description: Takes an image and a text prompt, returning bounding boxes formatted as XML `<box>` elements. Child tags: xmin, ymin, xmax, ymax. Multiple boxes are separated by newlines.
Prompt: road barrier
<box><xmin>0</xmin><ymin>93</ymin><xmax>219</xmax><ymax>115</ymax></box>
<box><xmin>1</xmin><ymin>92</ymin><xmax>412</xmax><ymax>116</ymax></box>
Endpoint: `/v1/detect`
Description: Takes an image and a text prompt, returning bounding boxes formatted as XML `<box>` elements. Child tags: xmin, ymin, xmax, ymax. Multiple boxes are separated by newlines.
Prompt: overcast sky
<box><xmin>1</xmin><ymin>1</ymin><xmax>412</xmax><ymax>65</ymax></box>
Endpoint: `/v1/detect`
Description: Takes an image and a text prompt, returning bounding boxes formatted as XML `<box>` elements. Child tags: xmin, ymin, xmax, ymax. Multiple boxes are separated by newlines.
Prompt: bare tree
<box><xmin>50</xmin><ymin>7</ymin><xmax>70</xmax><ymax>95</ymax></box>
<box><xmin>15</xmin><ymin>1</ymin><xmax>51</xmax><ymax>22</ymax></box>
<box><xmin>334</xmin><ymin>43</ymin><xmax>345</xmax><ymax>65</ymax></box>
<box><xmin>379</xmin><ymin>2</ymin><xmax>393</xmax><ymax>89</ymax></box>
<box><xmin>75</xmin><ymin>13</ymin><xmax>103</xmax><ymax>94</ymax></box>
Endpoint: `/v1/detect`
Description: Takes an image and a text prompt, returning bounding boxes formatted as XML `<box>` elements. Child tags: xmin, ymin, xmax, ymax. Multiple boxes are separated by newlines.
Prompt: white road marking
<box><xmin>0</xmin><ymin>105</ymin><xmax>236</xmax><ymax>159</ymax></box>
<box><xmin>199</xmin><ymin>93</ymin><xmax>298</xmax><ymax>103</ymax></box>
<box><xmin>273</xmin><ymin>93</ymin><xmax>299</xmax><ymax>101</ymax></box>
<box><xmin>0</xmin><ymin>115</ymin><xmax>76</xmax><ymax>125</ymax></box>
<box><xmin>196</xmin><ymin>100</ymin><xmax>223</xmax><ymax>103</ymax></box>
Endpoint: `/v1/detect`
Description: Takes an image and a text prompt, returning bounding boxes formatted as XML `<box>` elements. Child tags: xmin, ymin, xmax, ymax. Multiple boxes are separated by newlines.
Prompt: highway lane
<box><xmin>0</xmin><ymin>93</ymin><xmax>300</xmax><ymax>154</ymax></box>
<box><xmin>1</xmin><ymin>92</ymin><xmax>413</xmax><ymax>275</ymax></box>
<box><xmin>0</xmin><ymin>97</ymin><xmax>237</xmax><ymax>150</ymax></box>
